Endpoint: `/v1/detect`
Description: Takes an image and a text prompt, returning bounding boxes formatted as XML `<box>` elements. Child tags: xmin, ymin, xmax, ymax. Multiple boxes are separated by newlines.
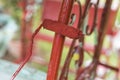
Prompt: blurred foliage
<box><xmin>115</xmin><ymin>8</ymin><xmax>120</xmax><ymax>27</ymax></box>
<box><xmin>117</xmin><ymin>8</ymin><xmax>120</xmax><ymax>21</ymax></box>
<box><xmin>0</xmin><ymin>0</ymin><xmax>22</xmax><ymax>25</ymax></box>
<box><xmin>0</xmin><ymin>0</ymin><xmax>19</xmax><ymax>7</ymax></box>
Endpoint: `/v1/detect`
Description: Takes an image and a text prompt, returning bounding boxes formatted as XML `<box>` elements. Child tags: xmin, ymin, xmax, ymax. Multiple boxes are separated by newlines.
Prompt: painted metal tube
<box><xmin>47</xmin><ymin>0</ymin><xmax>74</xmax><ymax>80</ymax></box>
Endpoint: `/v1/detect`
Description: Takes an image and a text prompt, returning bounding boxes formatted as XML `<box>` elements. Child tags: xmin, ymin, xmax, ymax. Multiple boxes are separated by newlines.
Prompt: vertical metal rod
<box><xmin>47</xmin><ymin>0</ymin><xmax>74</xmax><ymax>80</ymax></box>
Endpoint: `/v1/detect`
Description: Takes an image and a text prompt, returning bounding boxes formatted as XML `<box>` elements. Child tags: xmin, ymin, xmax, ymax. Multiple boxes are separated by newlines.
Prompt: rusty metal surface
<box><xmin>0</xmin><ymin>60</ymin><xmax>46</xmax><ymax>80</ymax></box>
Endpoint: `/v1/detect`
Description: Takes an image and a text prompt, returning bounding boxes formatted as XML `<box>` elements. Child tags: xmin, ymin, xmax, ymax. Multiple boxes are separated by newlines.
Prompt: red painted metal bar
<box><xmin>47</xmin><ymin>0</ymin><xmax>74</xmax><ymax>80</ymax></box>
